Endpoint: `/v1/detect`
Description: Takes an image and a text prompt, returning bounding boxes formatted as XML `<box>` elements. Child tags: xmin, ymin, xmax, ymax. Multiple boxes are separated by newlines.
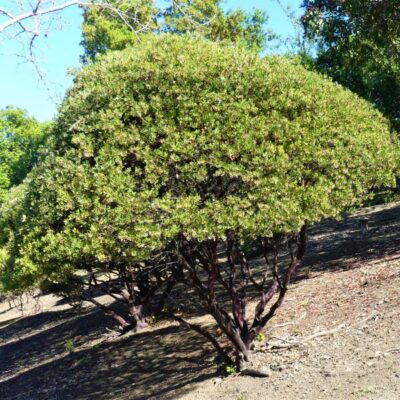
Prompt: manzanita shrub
<box><xmin>1</xmin><ymin>35</ymin><xmax>398</xmax><ymax>368</ymax></box>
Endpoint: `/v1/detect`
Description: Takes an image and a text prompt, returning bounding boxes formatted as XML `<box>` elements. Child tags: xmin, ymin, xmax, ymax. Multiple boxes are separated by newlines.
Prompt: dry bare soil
<box><xmin>1</xmin><ymin>202</ymin><xmax>400</xmax><ymax>400</ymax></box>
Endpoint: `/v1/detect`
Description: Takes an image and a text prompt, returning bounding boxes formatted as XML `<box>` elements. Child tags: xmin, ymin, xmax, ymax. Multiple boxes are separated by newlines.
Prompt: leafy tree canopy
<box><xmin>301</xmin><ymin>0</ymin><xmax>400</xmax><ymax>130</ymax></box>
<box><xmin>2</xmin><ymin>35</ymin><xmax>398</xmax><ymax>294</ymax></box>
<box><xmin>0</xmin><ymin>107</ymin><xmax>50</xmax><ymax>293</ymax></box>
<box><xmin>81</xmin><ymin>0</ymin><xmax>272</xmax><ymax>61</ymax></box>
<box><xmin>0</xmin><ymin>107</ymin><xmax>50</xmax><ymax>203</ymax></box>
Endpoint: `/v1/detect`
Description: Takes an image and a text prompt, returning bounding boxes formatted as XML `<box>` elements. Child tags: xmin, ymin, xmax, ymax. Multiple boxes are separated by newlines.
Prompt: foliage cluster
<box><xmin>0</xmin><ymin>107</ymin><xmax>49</xmax><ymax>294</ymax></box>
<box><xmin>0</xmin><ymin>107</ymin><xmax>50</xmax><ymax>202</ymax></box>
<box><xmin>1</xmin><ymin>35</ymin><xmax>398</xmax><ymax>367</ymax></box>
<box><xmin>301</xmin><ymin>0</ymin><xmax>400</xmax><ymax>130</ymax></box>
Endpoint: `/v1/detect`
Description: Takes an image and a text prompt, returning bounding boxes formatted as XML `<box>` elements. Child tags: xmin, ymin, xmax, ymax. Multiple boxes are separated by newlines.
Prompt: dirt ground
<box><xmin>1</xmin><ymin>202</ymin><xmax>399</xmax><ymax>400</ymax></box>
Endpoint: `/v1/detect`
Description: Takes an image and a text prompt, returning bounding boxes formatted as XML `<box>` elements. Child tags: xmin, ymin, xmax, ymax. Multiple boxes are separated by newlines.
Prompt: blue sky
<box><xmin>0</xmin><ymin>0</ymin><xmax>302</xmax><ymax>122</ymax></box>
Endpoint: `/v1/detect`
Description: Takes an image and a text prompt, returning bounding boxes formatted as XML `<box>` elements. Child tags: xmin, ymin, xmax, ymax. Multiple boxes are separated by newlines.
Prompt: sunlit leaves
<box><xmin>0</xmin><ymin>107</ymin><xmax>50</xmax><ymax>202</ymax></box>
<box><xmin>2</xmin><ymin>35</ymin><xmax>398</xmax><ymax>293</ymax></box>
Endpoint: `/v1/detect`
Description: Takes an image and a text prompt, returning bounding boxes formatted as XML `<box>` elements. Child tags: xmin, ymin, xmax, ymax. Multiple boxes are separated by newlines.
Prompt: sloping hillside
<box><xmin>1</xmin><ymin>202</ymin><xmax>400</xmax><ymax>400</ymax></box>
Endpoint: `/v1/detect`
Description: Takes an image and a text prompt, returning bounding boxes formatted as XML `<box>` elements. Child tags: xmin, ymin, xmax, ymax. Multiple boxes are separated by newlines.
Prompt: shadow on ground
<box><xmin>304</xmin><ymin>203</ymin><xmax>400</xmax><ymax>274</ymax></box>
<box><xmin>0</xmin><ymin>310</ymin><xmax>217</xmax><ymax>400</ymax></box>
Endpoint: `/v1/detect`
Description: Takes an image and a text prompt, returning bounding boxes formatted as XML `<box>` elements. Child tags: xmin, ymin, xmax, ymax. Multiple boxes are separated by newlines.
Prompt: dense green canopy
<box><xmin>1</xmin><ymin>35</ymin><xmax>398</xmax><ymax>292</ymax></box>
<box><xmin>301</xmin><ymin>0</ymin><xmax>400</xmax><ymax>130</ymax></box>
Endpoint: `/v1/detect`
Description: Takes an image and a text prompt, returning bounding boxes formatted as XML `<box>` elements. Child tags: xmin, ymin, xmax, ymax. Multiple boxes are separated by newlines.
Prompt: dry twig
<box><xmin>266</xmin><ymin>323</ymin><xmax>346</xmax><ymax>350</ymax></box>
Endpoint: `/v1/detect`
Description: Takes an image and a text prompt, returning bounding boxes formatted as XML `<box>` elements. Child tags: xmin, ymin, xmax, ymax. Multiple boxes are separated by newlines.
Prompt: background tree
<box><xmin>2</xmin><ymin>35</ymin><xmax>398</xmax><ymax>368</ymax></box>
<box><xmin>0</xmin><ymin>107</ymin><xmax>50</xmax><ymax>203</ymax></box>
<box><xmin>0</xmin><ymin>107</ymin><xmax>50</xmax><ymax>295</ymax></box>
<box><xmin>301</xmin><ymin>0</ymin><xmax>400</xmax><ymax>130</ymax></box>
<box><xmin>162</xmin><ymin>1</ymin><xmax>269</xmax><ymax>51</ymax></box>
<box><xmin>81</xmin><ymin>0</ymin><xmax>271</xmax><ymax>61</ymax></box>
<box><xmin>80</xmin><ymin>0</ymin><xmax>158</xmax><ymax>61</ymax></box>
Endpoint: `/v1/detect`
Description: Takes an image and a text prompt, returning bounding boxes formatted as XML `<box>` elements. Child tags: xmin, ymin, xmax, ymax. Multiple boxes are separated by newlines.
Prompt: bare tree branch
<box><xmin>0</xmin><ymin>0</ymin><xmax>161</xmax><ymax>35</ymax></box>
<box><xmin>0</xmin><ymin>0</ymin><xmax>157</xmax><ymax>110</ymax></box>
<box><xmin>0</xmin><ymin>1</ymin><xmax>85</xmax><ymax>33</ymax></box>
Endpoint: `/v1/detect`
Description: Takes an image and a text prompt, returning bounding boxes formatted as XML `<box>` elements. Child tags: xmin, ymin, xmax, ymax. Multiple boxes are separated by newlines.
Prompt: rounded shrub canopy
<box><xmin>2</xmin><ymin>34</ymin><xmax>398</xmax><ymax>290</ymax></box>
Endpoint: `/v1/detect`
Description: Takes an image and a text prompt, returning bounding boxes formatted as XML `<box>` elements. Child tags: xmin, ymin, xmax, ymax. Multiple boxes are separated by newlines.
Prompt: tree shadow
<box><xmin>0</xmin><ymin>309</ymin><xmax>116</xmax><ymax>377</ymax></box>
<box><xmin>0</xmin><ymin>315</ymin><xmax>217</xmax><ymax>400</ymax></box>
<box><xmin>0</xmin><ymin>308</ymin><xmax>83</xmax><ymax>343</ymax></box>
<box><xmin>303</xmin><ymin>203</ymin><xmax>400</xmax><ymax>274</ymax></box>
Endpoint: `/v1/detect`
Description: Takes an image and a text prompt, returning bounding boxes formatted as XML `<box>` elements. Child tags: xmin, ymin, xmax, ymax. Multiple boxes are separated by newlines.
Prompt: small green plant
<box><xmin>225</xmin><ymin>365</ymin><xmax>237</xmax><ymax>375</ymax></box>
<box><xmin>357</xmin><ymin>385</ymin><xmax>378</xmax><ymax>397</ymax></box>
<box><xmin>255</xmin><ymin>332</ymin><xmax>266</xmax><ymax>342</ymax></box>
<box><xmin>65</xmin><ymin>339</ymin><xmax>75</xmax><ymax>353</ymax></box>
<box><xmin>292</xmin><ymin>325</ymin><xmax>303</xmax><ymax>336</ymax></box>
<box><xmin>238</xmin><ymin>394</ymin><xmax>246</xmax><ymax>400</ymax></box>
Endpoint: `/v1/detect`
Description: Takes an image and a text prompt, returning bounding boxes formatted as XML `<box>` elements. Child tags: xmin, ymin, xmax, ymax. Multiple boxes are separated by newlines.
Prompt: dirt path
<box><xmin>1</xmin><ymin>202</ymin><xmax>400</xmax><ymax>400</ymax></box>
